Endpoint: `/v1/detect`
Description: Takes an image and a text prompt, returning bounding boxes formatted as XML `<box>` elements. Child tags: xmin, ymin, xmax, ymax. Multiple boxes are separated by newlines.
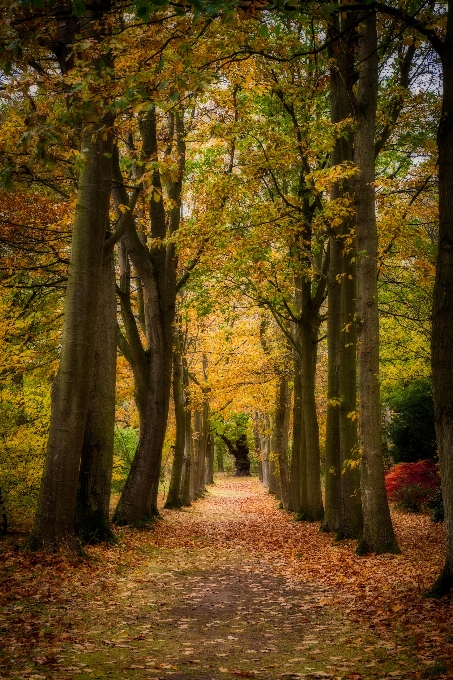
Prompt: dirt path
<box><xmin>1</xmin><ymin>476</ymin><xmax>452</xmax><ymax>680</ymax></box>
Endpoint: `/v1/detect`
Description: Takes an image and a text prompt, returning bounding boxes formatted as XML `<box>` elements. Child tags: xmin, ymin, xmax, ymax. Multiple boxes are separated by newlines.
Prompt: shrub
<box><xmin>385</xmin><ymin>460</ymin><xmax>440</xmax><ymax>512</ymax></box>
<box><xmin>384</xmin><ymin>379</ymin><xmax>437</xmax><ymax>463</ymax></box>
<box><xmin>427</xmin><ymin>487</ymin><xmax>445</xmax><ymax>523</ymax></box>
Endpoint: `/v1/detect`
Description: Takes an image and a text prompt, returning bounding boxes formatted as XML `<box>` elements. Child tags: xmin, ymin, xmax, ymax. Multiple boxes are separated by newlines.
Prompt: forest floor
<box><xmin>1</xmin><ymin>476</ymin><xmax>453</xmax><ymax>680</ymax></box>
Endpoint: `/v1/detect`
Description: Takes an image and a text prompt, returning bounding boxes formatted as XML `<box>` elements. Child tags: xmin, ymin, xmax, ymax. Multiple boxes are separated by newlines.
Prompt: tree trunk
<box><xmin>30</xmin><ymin>124</ymin><xmax>113</xmax><ymax>550</ymax></box>
<box><xmin>275</xmin><ymin>373</ymin><xmax>290</xmax><ymax>510</ymax></box>
<box><xmin>116</xmin><ymin>238</ymin><xmax>149</xmax><ymax>435</ymax></box>
<box><xmin>323</xmin><ymin>230</ymin><xmax>342</xmax><ymax>532</ymax></box>
<box><xmin>326</xmin><ymin>11</ymin><xmax>363</xmax><ymax>539</ymax></box>
<box><xmin>253</xmin><ymin>413</ymin><xmax>263</xmax><ymax>482</ymax></box>
<box><xmin>269</xmin><ymin>424</ymin><xmax>281</xmax><ymax>497</ymax></box>
<box><xmin>195</xmin><ymin>404</ymin><xmax>209</xmax><ymax>496</ymax></box>
<box><xmin>180</xmin><ymin>407</ymin><xmax>193</xmax><ymax>507</ymax></box>
<box><xmin>221</xmin><ymin>434</ymin><xmax>251</xmax><ymax>476</ymax></box>
<box><xmin>75</xmin><ymin>241</ymin><xmax>117</xmax><ymax>543</ymax></box>
<box><xmin>112</xmin><ymin>109</ymin><xmax>184</xmax><ymax>525</ymax></box>
<box><xmin>205</xmin><ymin>434</ymin><xmax>215</xmax><ymax>485</ymax></box>
<box><xmin>428</xmin><ymin>2</ymin><xmax>453</xmax><ymax>596</ymax></box>
<box><xmin>289</xmin><ymin>357</ymin><xmax>302</xmax><ymax>513</ymax></box>
<box><xmin>165</xmin><ymin>331</ymin><xmax>186</xmax><ymax>509</ymax></box>
<box><xmin>261</xmin><ymin>413</ymin><xmax>271</xmax><ymax>488</ymax></box>
<box><xmin>355</xmin><ymin>10</ymin><xmax>398</xmax><ymax>554</ymax></box>
<box><xmin>299</xmin><ymin>318</ymin><xmax>324</xmax><ymax>521</ymax></box>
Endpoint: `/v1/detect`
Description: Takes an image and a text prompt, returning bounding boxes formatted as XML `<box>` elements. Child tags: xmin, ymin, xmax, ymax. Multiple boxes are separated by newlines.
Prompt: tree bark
<box><xmin>220</xmin><ymin>434</ymin><xmax>251</xmax><ymax>476</ymax></box>
<box><xmin>30</xmin><ymin>123</ymin><xmax>113</xmax><ymax>550</ymax></box>
<box><xmin>428</xmin><ymin>1</ymin><xmax>453</xmax><ymax>595</ymax></box>
<box><xmin>180</xmin><ymin>405</ymin><xmax>193</xmax><ymax>507</ymax></box>
<box><xmin>112</xmin><ymin>109</ymin><xmax>184</xmax><ymax>525</ymax></box>
<box><xmin>326</xmin><ymin>9</ymin><xmax>363</xmax><ymax>539</ymax></box>
<box><xmin>75</xmin><ymin>239</ymin><xmax>117</xmax><ymax>543</ymax></box>
<box><xmin>275</xmin><ymin>373</ymin><xmax>290</xmax><ymax>510</ymax></box>
<box><xmin>253</xmin><ymin>413</ymin><xmax>263</xmax><ymax>482</ymax></box>
<box><xmin>299</xmin><ymin>316</ymin><xmax>324</xmax><ymax>521</ymax></box>
<box><xmin>289</xmin><ymin>357</ymin><xmax>302</xmax><ymax>513</ymax></box>
<box><xmin>261</xmin><ymin>414</ymin><xmax>270</xmax><ymax>488</ymax></box>
<box><xmin>268</xmin><ymin>420</ymin><xmax>281</xmax><ymax>497</ymax></box>
<box><xmin>205</xmin><ymin>434</ymin><xmax>215</xmax><ymax>485</ymax></box>
<box><xmin>355</xmin><ymin>10</ymin><xmax>398</xmax><ymax>554</ymax></box>
<box><xmin>165</xmin><ymin>330</ymin><xmax>186</xmax><ymax>509</ymax></box>
<box><xmin>323</xmin><ymin>229</ymin><xmax>342</xmax><ymax>532</ymax></box>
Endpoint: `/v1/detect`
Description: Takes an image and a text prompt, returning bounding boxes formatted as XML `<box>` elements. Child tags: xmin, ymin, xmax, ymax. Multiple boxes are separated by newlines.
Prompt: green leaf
<box><xmin>259</xmin><ymin>23</ymin><xmax>269</xmax><ymax>38</ymax></box>
<box><xmin>72</xmin><ymin>0</ymin><xmax>86</xmax><ymax>17</ymax></box>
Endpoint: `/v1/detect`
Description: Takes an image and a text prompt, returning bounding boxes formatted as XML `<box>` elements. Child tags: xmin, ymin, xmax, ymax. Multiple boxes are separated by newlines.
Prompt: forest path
<box><xmin>1</xmin><ymin>476</ymin><xmax>452</xmax><ymax>680</ymax></box>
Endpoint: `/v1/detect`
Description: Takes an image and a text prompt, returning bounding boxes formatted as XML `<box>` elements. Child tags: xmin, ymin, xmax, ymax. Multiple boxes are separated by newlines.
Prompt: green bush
<box><xmin>385</xmin><ymin>379</ymin><xmax>437</xmax><ymax>463</ymax></box>
<box><xmin>428</xmin><ymin>487</ymin><xmax>445</xmax><ymax>523</ymax></box>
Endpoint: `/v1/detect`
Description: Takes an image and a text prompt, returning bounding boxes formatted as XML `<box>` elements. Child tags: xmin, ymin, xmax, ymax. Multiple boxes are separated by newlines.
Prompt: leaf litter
<box><xmin>1</xmin><ymin>476</ymin><xmax>452</xmax><ymax>679</ymax></box>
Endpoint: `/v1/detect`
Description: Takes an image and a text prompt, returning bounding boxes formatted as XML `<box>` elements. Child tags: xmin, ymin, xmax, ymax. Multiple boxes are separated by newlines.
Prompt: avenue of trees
<box><xmin>0</xmin><ymin>0</ymin><xmax>452</xmax><ymax>595</ymax></box>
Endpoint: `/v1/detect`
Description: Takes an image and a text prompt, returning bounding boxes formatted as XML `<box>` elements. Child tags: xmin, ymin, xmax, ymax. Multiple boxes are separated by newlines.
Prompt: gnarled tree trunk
<box><xmin>220</xmin><ymin>434</ymin><xmax>251</xmax><ymax>476</ymax></box>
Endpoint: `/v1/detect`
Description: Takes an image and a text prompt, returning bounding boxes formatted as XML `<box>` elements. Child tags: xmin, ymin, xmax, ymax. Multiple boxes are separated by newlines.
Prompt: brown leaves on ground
<box><xmin>1</xmin><ymin>476</ymin><xmax>452</xmax><ymax>680</ymax></box>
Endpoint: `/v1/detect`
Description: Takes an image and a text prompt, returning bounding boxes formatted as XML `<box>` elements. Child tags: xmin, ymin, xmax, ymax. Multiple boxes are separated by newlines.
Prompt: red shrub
<box><xmin>385</xmin><ymin>460</ymin><xmax>440</xmax><ymax>511</ymax></box>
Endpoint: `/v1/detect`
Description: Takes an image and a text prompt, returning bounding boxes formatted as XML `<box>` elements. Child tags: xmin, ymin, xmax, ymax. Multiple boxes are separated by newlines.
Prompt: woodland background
<box><xmin>0</xmin><ymin>0</ymin><xmax>452</xmax><ymax>595</ymax></box>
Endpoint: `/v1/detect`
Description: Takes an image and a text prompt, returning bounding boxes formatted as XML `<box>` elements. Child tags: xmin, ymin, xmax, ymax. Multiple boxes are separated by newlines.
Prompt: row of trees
<box><xmin>0</xmin><ymin>0</ymin><xmax>452</xmax><ymax>594</ymax></box>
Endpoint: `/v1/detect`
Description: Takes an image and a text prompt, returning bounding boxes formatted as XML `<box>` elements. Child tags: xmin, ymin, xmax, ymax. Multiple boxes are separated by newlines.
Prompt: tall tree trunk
<box><xmin>30</xmin><ymin>124</ymin><xmax>113</xmax><ymax>550</ymax></box>
<box><xmin>428</xmin><ymin>2</ymin><xmax>453</xmax><ymax>596</ymax></box>
<box><xmin>323</xmin><ymin>18</ymin><xmax>346</xmax><ymax>532</ymax></box>
<box><xmin>299</xmin><ymin>317</ymin><xmax>324</xmax><ymax>521</ymax></box>
<box><xmin>205</xmin><ymin>434</ymin><xmax>215</xmax><ymax>485</ymax></box>
<box><xmin>253</xmin><ymin>413</ymin><xmax>263</xmax><ymax>482</ymax></box>
<box><xmin>326</xmin><ymin>10</ymin><xmax>363</xmax><ymax>539</ymax></box>
<box><xmin>195</xmin><ymin>403</ymin><xmax>209</xmax><ymax>496</ymax></box>
<box><xmin>180</xmin><ymin>407</ymin><xmax>193</xmax><ymax>507</ymax></box>
<box><xmin>275</xmin><ymin>373</ymin><xmax>290</xmax><ymax>510</ymax></box>
<box><xmin>355</xmin><ymin>10</ymin><xmax>398</xmax><ymax>554</ymax></box>
<box><xmin>112</xmin><ymin>109</ymin><xmax>184</xmax><ymax>525</ymax></box>
<box><xmin>75</xmin><ymin>241</ymin><xmax>117</xmax><ymax>543</ymax></box>
<box><xmin>323</xmin><ymin>231</ymin><xmax>342</xmax><ymax>532</ymax></box>
<box><xmin>269</xmin><ymin>423</ymin><xmax>281</xmax><ymax>498</ymax></box>
<box><xmin>260</xmin><ymin>413</ymin><xmax>271</xmax><ymax>488</ymax></box>
<box><xmin>289</xmin><ymin>357</ymin><xmax>302</xmax><ymax>513</ymax></box>
<box><xmin>165</xmin><ymin>331</ymin><xmax>186</xmax><ymax>509</ymax></box>
<box><xmin>116</xmin><ymin>238</ymin><xmax>149</xmax><ymax>436</ymax></box>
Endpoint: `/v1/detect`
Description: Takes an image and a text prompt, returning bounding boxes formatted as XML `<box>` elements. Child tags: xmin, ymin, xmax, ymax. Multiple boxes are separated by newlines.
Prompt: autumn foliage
<box><xmin>385</xmin><ymin>460</ymin><xmax>441</xmax><ymax>512</ymax></box>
